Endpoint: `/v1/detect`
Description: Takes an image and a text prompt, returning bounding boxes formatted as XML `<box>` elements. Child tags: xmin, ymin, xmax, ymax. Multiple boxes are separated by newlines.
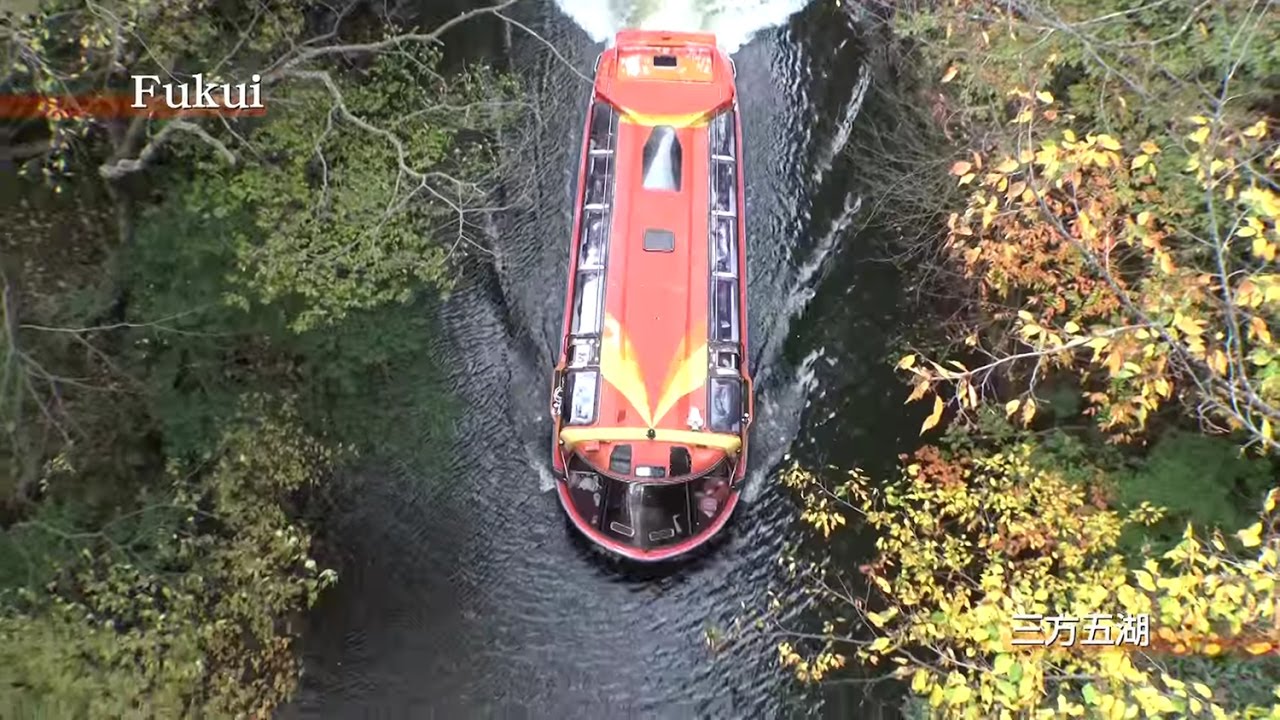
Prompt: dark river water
<box><xmin>286</xmin><ymin>1</ymin><xmax>916</xmax><ymax>717</ymax></box>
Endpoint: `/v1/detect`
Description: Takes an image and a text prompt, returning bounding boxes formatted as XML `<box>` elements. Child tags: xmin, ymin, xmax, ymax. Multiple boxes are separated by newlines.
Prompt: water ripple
<box><xmin>286</xmin><ymin>1</ymin><xmax>880</xmax><ymax>717</ymax></box>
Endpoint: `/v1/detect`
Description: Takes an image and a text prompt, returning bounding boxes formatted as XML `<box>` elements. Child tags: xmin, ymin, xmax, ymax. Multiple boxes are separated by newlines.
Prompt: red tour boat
<box><xmin>550</xmin><ymin>30</ymin><xmax>752</xmax><ymax>561</ymax></box>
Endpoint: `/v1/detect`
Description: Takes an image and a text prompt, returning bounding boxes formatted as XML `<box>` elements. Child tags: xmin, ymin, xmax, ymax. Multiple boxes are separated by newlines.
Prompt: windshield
<box><xmin>563</xmin><ymin>468</ymin><xmax>733</xmax><ymax>551</ymax></box>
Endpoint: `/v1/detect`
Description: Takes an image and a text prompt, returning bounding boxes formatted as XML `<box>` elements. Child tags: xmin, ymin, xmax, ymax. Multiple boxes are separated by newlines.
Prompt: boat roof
<box><xmin>560</xmin><ymin>31</ymin><xmax>744</xmax><ymax>477</ymax></box>
<box><xmin>596</xmin><ymin>30</ymin><xmax>735</xmax><ymax>123</ymax></box>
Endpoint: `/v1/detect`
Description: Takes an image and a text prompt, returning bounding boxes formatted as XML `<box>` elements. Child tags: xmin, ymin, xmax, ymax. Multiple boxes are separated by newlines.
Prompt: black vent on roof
<box><xmin>644</xmin><ymin>228</ymin><xmax>675</xmax><ymax>252</ymax></box>
<box><xmin>609</xmin><ymin>444</ymin><xmax>633</xmax><ymax>474</ymax></box>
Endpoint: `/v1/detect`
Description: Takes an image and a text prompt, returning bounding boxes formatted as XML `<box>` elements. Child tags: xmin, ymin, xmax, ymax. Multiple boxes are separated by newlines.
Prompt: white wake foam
<box><xmin>554</xmin><ymin>0</ymin><xmax>814</xmax><ymax>53</ymax></box>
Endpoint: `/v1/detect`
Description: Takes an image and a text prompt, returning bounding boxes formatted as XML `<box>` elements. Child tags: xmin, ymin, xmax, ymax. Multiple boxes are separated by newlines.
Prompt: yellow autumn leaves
<box><xmin>921</xmin><ymin>395</ymin><xmax>944</xmax><ymax>434</ymax></box>
<box><xmin>782</xmin><ymin>448</ymin><xmax>1280</xmax><ymax>718</ymax></box>
<box><xmin>776</xmin><ymin>641</ymin><xmax>846</xmax><ymax>682</ymax></box>
<box><xmin>901</xmin><ymin>108</ymin><xmax>1280</xmax><ymax>448</ymax></box>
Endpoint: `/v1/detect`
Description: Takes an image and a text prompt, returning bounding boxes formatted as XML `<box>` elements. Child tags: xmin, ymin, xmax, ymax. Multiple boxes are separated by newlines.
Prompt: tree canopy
<box><xmin>1</xmin><ymin>0</ymin><xmax>517</xmax><ymax>713</ymax></box>
<box><xmin>780</xmin><ymin>1</ymin><xmax>1280</xmax><ymax>716</ymax></box>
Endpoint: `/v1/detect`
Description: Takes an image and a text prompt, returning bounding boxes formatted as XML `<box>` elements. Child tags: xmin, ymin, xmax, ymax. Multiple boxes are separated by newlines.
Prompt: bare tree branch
<box><xmin>98</xmin><ymin>119</ymin><xmax>235</xmax><ymax>180</ymax></box>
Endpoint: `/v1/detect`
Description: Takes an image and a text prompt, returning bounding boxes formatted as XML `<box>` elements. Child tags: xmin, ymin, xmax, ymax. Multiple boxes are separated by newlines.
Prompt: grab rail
<box><xmin>560</xmin><ymin>427</ymin><xmax>742</xmax><ymax>455</ymax></box>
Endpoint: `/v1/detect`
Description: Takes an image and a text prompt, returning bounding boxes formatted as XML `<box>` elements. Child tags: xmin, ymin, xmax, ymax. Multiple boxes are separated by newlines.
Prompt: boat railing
<box><xmin>560</xmin><ymin>426</ymin><xmax>742</xmax><ymax>455</ymax></box>
<box><xmin>706</xmin><ymin>108</ymin><xmax>746</xmax><ymax>434</ymax></box>
<box><xmin>562</xmin><ymin>99</ymin><xmax>620</xmax><ymax>427</ymax></box>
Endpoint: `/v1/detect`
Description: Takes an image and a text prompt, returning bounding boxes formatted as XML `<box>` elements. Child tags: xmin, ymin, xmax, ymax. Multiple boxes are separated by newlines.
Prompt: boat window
<box><xmin>669</xmin><ymin>446</ymin><xmax>692</xmax><ymax>476</ymax></box>
<box><xmin>642</xmin><ymin>125</ymin><xmax>682</xmax><ymax>192</ymax></box>
<box><xmin>580</xmin><ymin>211</ymin><xmax>607</xmax><ymax>269</ymax></box>
<box><xmin>690</xmin><ymin>468</ymin><xmax>732</xmax><ymax>534</ymax></box>
<box><xmin>712</xmin><ymin>278</ymin><xmax>739</xmax><ymax>342</ymax></box>
<box><xmin>644</xmin><ymin>228</ymin><xmax>675</xmax><ymax>252</ymax></box>
<box><xmin>711</xmin><ymin>111</ymin><xmax>736</xmax><ymax>158</ymax></box>
<box><xmin>609</xmin><ymin>444</ymin><xmax>632</xmax><ymax>474</ymax></box>
<box><xmin>709</xmin><ymin>378</ymin><xmax>742</xmax><ymax>432</ymax></box>
<box><xmin>588</xmin><ymin>102</ymin><xmax>615</xmax><ymax>153</ymax></box>
<box><xmin>586</xmin><ymin>154</ymin><xmax>611</xmax><ymax>206</ymax></box>
<box><xmin>589</xmin><ymin>476</ymin><xmax>710</xmax><ymax>549</ymax></box>
<box><xmin>639</xmin><ymin>483</ymin><xmax>692</xmax><ymax>547</ymax></box>
<box><xmin>572</xmin><ymin>271</ymin><xmax>603</xmax><ymax>335</ymax></box>
<box><xmin>714</xmin><ymin>350</ymin><xmax>739</xmax><ymax>372</ymax></box>
<box><xmin>712</xmin><ymin>217</ymin><xmax>736</xmax><ymax>275</ymax></box>
<box><xmin>567</xmin><ymin>370</ymin><xmax>598</xmax><ymax>425</ymax></box>
<box><xmin>564</xmin><ymin>471</ymin><xmax>603</xmax><ymax>528</ymax></box>
<box><xmin>602</xmin><ymin>481</ymin><xmax>640</xmax><ymax>540</ymax></box>
<box><xmin>711</xmin><ymin>161</ymin><xmax>736</xmax><ymax>214</ymax></box>
<box><xmin>569</xmin><ymin>339</ymin><xmax>597</xmax><ymax>367</ymax></box>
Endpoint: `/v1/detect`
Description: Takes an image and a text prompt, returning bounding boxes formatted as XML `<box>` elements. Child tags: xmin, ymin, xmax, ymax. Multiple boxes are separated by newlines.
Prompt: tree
<box><xmin>879</xmin><ymin>0</ymin><xmax>1280</xmax><ymax>452</ymax></box>
<box><xmin>0</xmin><ymin>398</ymin><xmax>337</xmax><ymax>717</ymax></box>
<box><xmin>1</xmin><ymin>0</ymin><xmax>519</xmax><ymax>504</ymax></box>
<box><xmin>898</xmin><ymin>113</ymin><xmax>1280</xmax><ymax>450</ymax></box>
<box><xmin>784</xmin><ymin>2</ymin><xmax>1280</xmax><ymax>714</ymax></box>
<box><xmin>1</xmin><ymin>0</ymin><xmax>520</xmax><ymax>712</ymax></box>
<box><xmin>780</xmin><ymin>447</ymin><xmax>1280</xmax><ymax>718</ymax></box>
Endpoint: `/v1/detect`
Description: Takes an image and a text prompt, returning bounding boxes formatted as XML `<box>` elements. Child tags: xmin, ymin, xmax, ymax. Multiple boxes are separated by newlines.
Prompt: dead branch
<box><xmin>98</xmin><ymin>119</ymin><xmax>235</xmax><ymax>180</ymax></box>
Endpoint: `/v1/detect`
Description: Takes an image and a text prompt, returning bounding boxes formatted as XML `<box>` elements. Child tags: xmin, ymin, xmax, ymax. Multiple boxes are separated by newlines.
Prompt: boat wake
<box><xmin>738</xmin><ymin>347</ymin><xmax>821</xmax><ymax>503</ymax></box>
<box><xmin>553</xmin><ymin>0</ymin><xmax>814</xmax><ymax>52</ymax></box>
<box><xmin>812</xmin><ymin>63</ymin><xmax>870</xmax><ymax>185</ymax></box>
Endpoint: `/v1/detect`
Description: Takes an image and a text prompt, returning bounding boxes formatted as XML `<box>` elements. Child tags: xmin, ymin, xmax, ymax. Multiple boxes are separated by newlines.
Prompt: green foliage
<box><xmin>1</xmin><ymin>4</ymin><xmax>509</xmax><ymax>714</ymax></box>
<box><xmin>0</xmin><ymin>400</ymin><xmax>336</xmax><ymax>717</ymax></box>
<box><xmin>1164</xmin><ymin>653</ymin><xmax>1280</xmax><ymax>713</ymax></box>
<box><xmin>934</xmin><ymin>413</ymin><xmax>1274</xmax><ymax>548</ymax></box>
<box><xmin>1115</xmin><ymin>432</ymin><xmax>1277</xmax><ymax>548</ymax></box>
<box><xmin>122</xmin><ymin>182</ymin><xmax>285</xmax><ymax>460</ymax></box>
<box><xmin>942</xmin><ymin>420</ymin><xmax>1276</xmax><ymax>554</ymax></box>
<box><xmin>123</xmin><ymin>169</ymin><xmax>458</xmax><ymax>466</ymax></box>
<box><xmin>203</xmin><ymin>44</ymin><xmax>514</xmax><ymax>331</ymax></box>
<box><xmin>286</xmin><ymin>300</ymin><xmax>457</xmax><ymax>470</ymax></box>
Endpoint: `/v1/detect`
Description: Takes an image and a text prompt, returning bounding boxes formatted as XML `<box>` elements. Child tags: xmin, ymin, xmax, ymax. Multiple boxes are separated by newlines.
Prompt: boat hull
<box><xmin>550</xmin><ymin>30</ymin><xmax>751</xmax><ymax>562</ymax></box>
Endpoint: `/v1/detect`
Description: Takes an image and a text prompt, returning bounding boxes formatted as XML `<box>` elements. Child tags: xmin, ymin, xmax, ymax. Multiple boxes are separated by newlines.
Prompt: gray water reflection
<box><xmin>286</xmin><ymin>2</ymin><xmax>906</xmax><ymax>717</ymax></box>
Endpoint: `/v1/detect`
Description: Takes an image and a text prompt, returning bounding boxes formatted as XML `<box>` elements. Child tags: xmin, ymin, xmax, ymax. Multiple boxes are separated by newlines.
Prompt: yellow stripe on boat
<box><xmin>617</xmin><ymin>108</ymin><xmax>714</xmax><ymax>128</ymax></box>
<box><xmin>599</xmin><ymin>313</ymin><xmax>654</xmax><ymax>427</ymax></box>
<box><xmin>560</xmin><ymin>427</ymin><xmax>742</xmax><ymax>455</ymax></box>
<box><xmin>652</xmin><ymin>339</ymin><xmax>708</xmax><ymax>427</ymax></box>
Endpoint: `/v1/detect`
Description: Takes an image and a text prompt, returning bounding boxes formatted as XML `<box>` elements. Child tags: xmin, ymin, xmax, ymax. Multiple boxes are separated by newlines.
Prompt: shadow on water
<box><xmin>286</xmin><ymin>1</ymin><xmax>916</xmax><ymax>717</ymax></box>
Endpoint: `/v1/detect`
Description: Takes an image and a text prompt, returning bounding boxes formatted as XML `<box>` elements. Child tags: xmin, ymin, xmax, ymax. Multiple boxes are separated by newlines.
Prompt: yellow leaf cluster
<box><xmin>776</xmin><ymin>641</ymin><xmax>846</xmax><ymax>682</ymax></box>
<box><xmin>931</xmin><ymin>103</ymin><xmax>1280</xmax><ymax>449</ymax></box>
<box><xmin>783</xmin><ymin>450</ymin><xmax>1280</xmax><ymax>717</ymax></box>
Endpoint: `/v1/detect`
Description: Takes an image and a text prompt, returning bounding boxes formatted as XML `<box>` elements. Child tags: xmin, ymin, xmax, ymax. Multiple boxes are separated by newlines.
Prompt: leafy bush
<box><xmin>1114</xmin><ymin>432</ymin><xmax>1277</xmax><ymax>550</ymax></box>
<box><xmin>782</xmin><ymin>444</ymin><xmax>1280</xmax><ymax>718</ymax></box>
<box><xmin>0</xmin><ymin>400</ymin><xmax>336</xmax><ymax>717</ymax></box>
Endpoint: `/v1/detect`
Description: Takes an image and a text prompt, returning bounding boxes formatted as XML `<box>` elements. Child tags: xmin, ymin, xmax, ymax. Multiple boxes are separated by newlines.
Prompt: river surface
<box><xmin>287</xmin><ymin>1</ymin><xmax>915</xmax><ymax>717</ymax></box>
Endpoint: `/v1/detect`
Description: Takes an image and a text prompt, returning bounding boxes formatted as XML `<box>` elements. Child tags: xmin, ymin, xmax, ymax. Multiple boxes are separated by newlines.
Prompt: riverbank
<box><xmin>0</xmin><ymin>1</ymin><xmax>513</xmax><ymax>713</ymax></box>
<box><xmin>785</xmin><ymin>0</ymin><xmax>1280</xmax><ymax>716</ymax></box>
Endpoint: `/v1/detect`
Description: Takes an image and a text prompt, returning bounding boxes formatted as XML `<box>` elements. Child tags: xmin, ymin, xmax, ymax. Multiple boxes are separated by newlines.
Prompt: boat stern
<box><xmin>556</xmin><ymin>447</ymin><xmax>740</xmax><ymax>562</ymax></box>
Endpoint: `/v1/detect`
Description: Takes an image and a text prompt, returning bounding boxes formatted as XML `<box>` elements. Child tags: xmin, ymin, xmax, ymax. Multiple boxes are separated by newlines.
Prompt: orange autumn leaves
<box><xmin>898</xmin><ymin>101</ymin><xmax>1280</xmax><ymax>448</ymax></box>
